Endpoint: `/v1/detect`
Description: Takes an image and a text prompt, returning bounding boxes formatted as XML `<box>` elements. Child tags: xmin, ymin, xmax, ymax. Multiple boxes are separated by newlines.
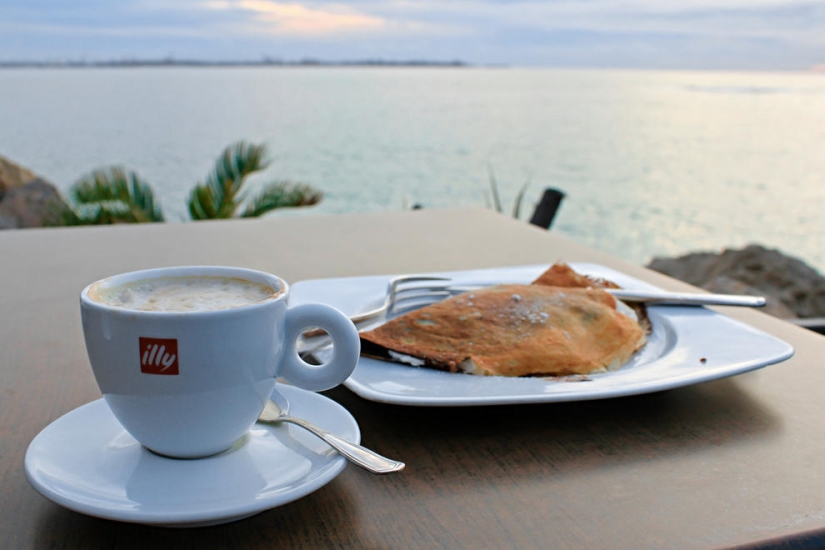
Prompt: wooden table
<box><xmin>3</xmin><ymin>207</ymin><xmax>825</xmax><ymax>549</ymax></box>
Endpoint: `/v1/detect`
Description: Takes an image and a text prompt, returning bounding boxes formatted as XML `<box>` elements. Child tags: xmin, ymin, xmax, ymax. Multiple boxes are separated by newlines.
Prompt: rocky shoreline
<box><xmin>3</xmin><ymin>154</ymin><xmax>825</xmax><ymax>323</ymax></box>
<box><xmin>0</xmin><ymin>155</ymin><xmax>69</xmax><ymax>229</ymax></box>
<box><xmin>647</xmin><ymin>245</ymin><xmax>825</xmax><ymax>321</ymax></box>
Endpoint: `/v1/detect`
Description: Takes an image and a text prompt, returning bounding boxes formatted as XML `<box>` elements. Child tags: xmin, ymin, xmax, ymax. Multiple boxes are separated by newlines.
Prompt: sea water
<box><xmin>1</xmin><ymin>67</ymin><xmax>823</xmax><ymax>271</ymax></box>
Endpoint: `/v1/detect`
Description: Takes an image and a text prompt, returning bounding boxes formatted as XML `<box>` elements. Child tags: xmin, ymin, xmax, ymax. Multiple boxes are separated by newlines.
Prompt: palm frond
<box><xmin>240</xmin><ymin>181</ymin><xmax>323</xmax><ymax>218</ymax></box>
<box><xmin>59</xmin><ymin>204</ymin><xmax>129</xmax><ymax>226</ymax></box>
<box><xmin>487</xmin><ymin>165</ymin><xmax>503</xmax><ymax>213</ymax></box>
<box><xmin>67</xmin><ymin>167</ymin><xmax>164</xmax><ymax>223</ymax></box>
<box><xmin>512</xmin><ymin>178</ymin><xmax>532</xmax><ymax>220</ymax></box>
<box><xmin>188</xmin><ymin>141</ymin><xmax>270</xmax><ymax>220</ymax></box>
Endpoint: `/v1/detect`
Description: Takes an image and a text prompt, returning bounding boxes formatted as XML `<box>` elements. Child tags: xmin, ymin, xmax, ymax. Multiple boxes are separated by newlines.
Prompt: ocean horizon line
<box><xmin>0</xmin><ymin>58</ymin><xmax>475</xmax><ymax>69</ymax></box>
<box><xmin>2</xmin><ymin>60</ymin><xmax>823</xmax><ymax>74</ymax></box>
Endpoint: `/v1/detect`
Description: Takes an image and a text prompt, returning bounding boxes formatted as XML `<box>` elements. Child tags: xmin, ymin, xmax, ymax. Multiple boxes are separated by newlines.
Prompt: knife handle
<box><xmin>606</xmin><ymin>289</ymin><xmax>766</xmax><ymax>307</ymax></box>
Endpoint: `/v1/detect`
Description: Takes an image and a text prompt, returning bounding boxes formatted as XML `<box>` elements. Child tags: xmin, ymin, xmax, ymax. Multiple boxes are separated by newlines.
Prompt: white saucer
<box><xmin>24</xmin><ymin>385</ymin><xmax>359</xmax><ymax>527</ymax></box>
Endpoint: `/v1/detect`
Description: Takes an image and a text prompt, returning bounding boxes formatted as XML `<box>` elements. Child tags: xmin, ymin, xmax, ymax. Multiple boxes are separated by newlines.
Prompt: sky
<box><xmin>1</xmin><ymin>0</ymin><xmax>824</xmax><ymax>71</ymax></box>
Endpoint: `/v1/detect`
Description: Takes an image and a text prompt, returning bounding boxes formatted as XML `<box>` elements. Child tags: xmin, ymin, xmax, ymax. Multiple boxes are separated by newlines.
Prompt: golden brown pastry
<box><xmin>532</xmin><ymin>262</ymin><xmax>619</xmax><ymax>289</ymax></box>
<box><xmin>532</xmin><ymin>262</ymin><xmax>651</xmax><ymax>334</ymax></box>
<box><xmin>360</xmin><ymin>264</ymin><xmax>647</xmax><ymax>376</ymax></box>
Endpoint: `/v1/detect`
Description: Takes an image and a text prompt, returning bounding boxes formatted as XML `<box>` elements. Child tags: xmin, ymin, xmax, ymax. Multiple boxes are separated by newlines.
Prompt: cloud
<box><xmin>0</xmin><ymin>0</ymin><xmax>822</xmax><ymax>68</ymax></box>
<box><xmin>364</xmin><ymin>0</ymin><xmax>825</xmax><ymax>42</ymax></box>
<box><xmin>204</xmin><ymin>0</ymin><xmax>386</xmax><ymax>35</ymax></box>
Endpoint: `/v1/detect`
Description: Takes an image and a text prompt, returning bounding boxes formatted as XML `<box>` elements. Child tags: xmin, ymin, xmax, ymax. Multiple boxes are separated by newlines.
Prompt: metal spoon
<box><xmin>257</xmin><ymin>396</ymin><xmax>405</xmax><ymax>475</ymax></box>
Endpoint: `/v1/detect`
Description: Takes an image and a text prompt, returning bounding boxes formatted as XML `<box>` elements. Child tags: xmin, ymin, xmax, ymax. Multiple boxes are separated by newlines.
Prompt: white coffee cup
<box><xmin>80</xmin><ymin>266</ymin><xmax>360</xmax><ymax>458</ymax></box>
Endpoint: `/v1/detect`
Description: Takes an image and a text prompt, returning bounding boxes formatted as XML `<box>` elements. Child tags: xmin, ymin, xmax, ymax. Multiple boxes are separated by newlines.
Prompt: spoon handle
<box><xmin>281</xmin><ymin>415</ymin><xmax>405</xmax><ymax>474</ymax></box>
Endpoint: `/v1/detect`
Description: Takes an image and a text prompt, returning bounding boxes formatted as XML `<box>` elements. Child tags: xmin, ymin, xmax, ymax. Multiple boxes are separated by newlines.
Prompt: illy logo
<box><xmin>139</xmin><ymin>337</ymin><xmax>179</xmax><ymax>375</ymax></box>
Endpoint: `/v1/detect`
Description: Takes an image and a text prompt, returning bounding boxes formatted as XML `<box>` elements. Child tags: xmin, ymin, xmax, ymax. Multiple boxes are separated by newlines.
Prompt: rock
<box><xmin>648</xmin><ymin>244</ymin><xmax>825</xmax><ymax>319</ymax></box>
<box><xmin>0</xmin><ymin>155</ymin><xmax>38</xmax><ymax>198</ymax></box>
<box><xmin>702</xmin><ymin>275</ymin><xmax>798</xmax><ymax>319</ymax></box>
<box><xmin>0</xmin><ymin>178</ymin><xmax>71</xmax><ymax>229</ymax></box>
<box><xmin>0</xmin><ymin>213</ymin><xmax>14</xmax><ymax>230</ymax></box>
<box><xmin>0</xmin><ymin>156</ymin><xmax>71</xmax><ymax>229</ymax></box>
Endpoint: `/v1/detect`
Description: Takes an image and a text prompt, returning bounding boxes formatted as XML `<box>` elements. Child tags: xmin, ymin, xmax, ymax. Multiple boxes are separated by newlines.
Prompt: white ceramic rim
<box><xmin>80</xmin><ymin>265</ymin><xmax>288</xmax><ymax>317</ymax></box>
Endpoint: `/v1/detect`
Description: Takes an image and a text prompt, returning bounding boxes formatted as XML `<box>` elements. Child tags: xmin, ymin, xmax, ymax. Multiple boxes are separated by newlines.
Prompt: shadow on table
<box><xmin>31</xmin><ymin>375</ymin><xmax>779</xmax><ymax>546</ymax></box>
<box><xmin>329</xmin><ymin>374</ymin><xmax>781</xmax><ymax>484</ymax></box>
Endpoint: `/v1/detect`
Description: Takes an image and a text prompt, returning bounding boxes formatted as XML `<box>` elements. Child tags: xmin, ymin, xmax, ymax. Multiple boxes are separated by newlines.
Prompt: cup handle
<box><xmin>279</xmin><ymin>303</ymin><xmax>360</xmax><ymax>391</ymax></box>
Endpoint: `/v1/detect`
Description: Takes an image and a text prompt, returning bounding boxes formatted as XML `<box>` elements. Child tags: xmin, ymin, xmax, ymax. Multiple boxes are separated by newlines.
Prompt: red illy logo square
<box><xmin>139</xmin><ymin>337</ymin><xmax>179</xmax><ymax>375</ymax></box>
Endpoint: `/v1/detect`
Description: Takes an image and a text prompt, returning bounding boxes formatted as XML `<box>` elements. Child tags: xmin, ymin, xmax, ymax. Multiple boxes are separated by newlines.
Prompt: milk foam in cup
<box><xmin>80</xmin><ymin>266</ymin><xmax>360</xmax><ymax>458</ymax></box>
<box><xmin>90</xmin><ymin>275</ymin><xmax>281</xmax><ymax>312</ymax></box>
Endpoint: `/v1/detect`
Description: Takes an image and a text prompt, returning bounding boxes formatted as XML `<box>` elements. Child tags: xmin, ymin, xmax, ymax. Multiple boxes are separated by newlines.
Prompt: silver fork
<box><xmin>352</xmin><ymin>274</ymin><xmax>452</xmax><ymax>323</ymax></box>
<box><xmin>298</xmin><ymin>274</ymin><xmax>451</xmax><ymax>356</ymax></box>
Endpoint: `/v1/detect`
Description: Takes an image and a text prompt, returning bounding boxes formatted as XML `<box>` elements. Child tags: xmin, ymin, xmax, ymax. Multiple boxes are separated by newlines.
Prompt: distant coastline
<box><xmin>0</xmin><ymin>58</ymin><xmax>471</xmax><ymax>69</ymax></box>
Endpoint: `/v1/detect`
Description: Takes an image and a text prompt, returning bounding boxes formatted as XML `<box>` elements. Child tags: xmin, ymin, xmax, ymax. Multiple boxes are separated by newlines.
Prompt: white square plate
<box><xmin>291</xmin><ymin>264</ymin><xmax>794</xmax><ymax>406</ymax></box>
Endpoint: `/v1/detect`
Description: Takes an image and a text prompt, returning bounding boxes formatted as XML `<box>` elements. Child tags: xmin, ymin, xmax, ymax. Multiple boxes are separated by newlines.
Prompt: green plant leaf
<box><xmin>59</xmin><ymin>140</ymin><xmax>322</xmax><ymax>226</ymax></box>
<box><xmin>67</xmin><ymin>167</ymin><xmax>164</xmax><ymax>223</ymax></box>
<box><xmin>241</xmin><ymin>181</ymin><xmax>323</xmax><ymax>218</ymax></box>
<box><xmin>187</xmin><ymin>141</ymin><xmax>269</xmax><ymax>220</ymax></box>
<box><xmin>512</xmin><ymin>179</ymin><xmax>532</xmax><ymax>220</ymax></box>
<box><xmin>487</xmin><ymin>165</ymin><xmax>503</xmax><ymax>213</ymax></box>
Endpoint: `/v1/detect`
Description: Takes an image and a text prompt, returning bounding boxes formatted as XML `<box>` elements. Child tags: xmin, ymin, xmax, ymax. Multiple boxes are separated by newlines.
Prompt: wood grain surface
<box><xmin>2</xmin><ymin>208</ymin><xmax>824</xmax><ymax>549</ymax></box>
